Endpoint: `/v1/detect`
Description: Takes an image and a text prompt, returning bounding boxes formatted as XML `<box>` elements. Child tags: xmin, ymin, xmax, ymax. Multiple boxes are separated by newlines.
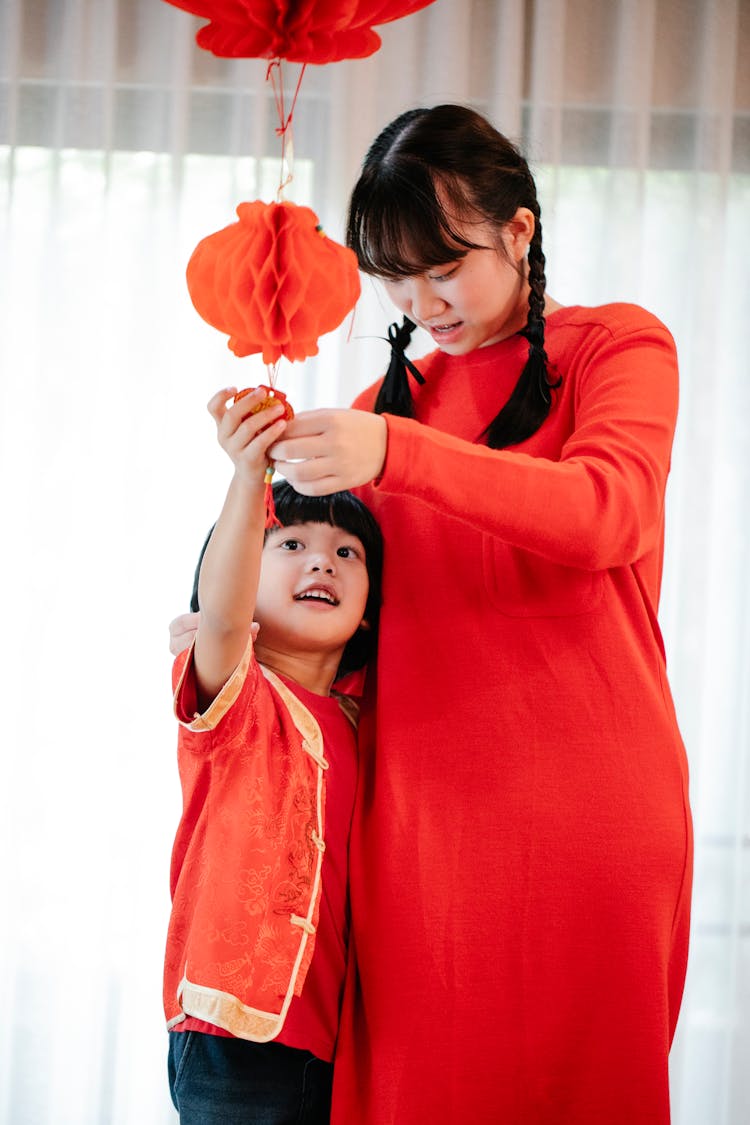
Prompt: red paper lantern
<box><xmin>163</xmin><ymin>0</ymin><xmax>437</xmax><ymax>63</ymax></box>
<box><xmin>186</xmin><ymin>200</ymin><xmax>361</xmax><ymax>364</ymax></box>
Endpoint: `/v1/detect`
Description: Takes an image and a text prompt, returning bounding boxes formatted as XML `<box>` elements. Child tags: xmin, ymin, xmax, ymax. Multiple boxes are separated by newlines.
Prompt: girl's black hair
<box><xmin>190</xmin><ymin>480</ymin><xmax>383</xmax><ymax>679</ymax></box>
<box><xmin>346</xmin><ymin>103</ymin><xmax>561</xmax><ymax>448</ymax></box>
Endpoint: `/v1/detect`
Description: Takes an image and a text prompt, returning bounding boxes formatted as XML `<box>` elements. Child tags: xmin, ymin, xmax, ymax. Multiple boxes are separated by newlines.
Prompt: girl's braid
<box><xmin>526</xmin><ymin>212</ymin><xmax>547</xmax><ymax>333</ymax></box>
<box><xmin>484</xmin><ymin>171</ymin><xmax>560</xmax><ymax>448</ymax></box>
<box><xmin>520</xmin><ymin>173</ymin><xmax>560</xmax><ymax>405</ymax></box>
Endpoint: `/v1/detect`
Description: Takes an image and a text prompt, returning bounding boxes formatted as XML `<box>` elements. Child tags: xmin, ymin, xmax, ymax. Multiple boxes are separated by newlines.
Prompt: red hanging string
<box><xmin>263</xmin><ymin>59</ymin><xmax>308</xmax><ymax>525</ymax></box>
<box><xmin>266</xmin><ymin>60</ymin><xmax>308</xmax><ymax>198</ymax></box>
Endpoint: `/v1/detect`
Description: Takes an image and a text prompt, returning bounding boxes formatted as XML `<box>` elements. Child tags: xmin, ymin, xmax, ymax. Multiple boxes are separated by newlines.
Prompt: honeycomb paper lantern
<box><xmin>163</xmin><ymin>0</ymin><xmax>438</xmax><ymax>63</ymax></box>
<box><xmin>186</xmin><ymin>200</ymin><xmax>361</xmax><ymax>364</ymax></box>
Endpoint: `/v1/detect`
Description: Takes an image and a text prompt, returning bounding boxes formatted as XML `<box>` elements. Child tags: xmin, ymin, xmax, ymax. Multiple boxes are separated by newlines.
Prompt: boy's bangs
<box><xmin>273</xmin><ymin>486</ymin><xmax>366</xmax><ymax>542</ymax></box>
<box><xmin>271</xmin><ymin>483</ymin><xmax>383</xmax><ymax>583</ymax></box>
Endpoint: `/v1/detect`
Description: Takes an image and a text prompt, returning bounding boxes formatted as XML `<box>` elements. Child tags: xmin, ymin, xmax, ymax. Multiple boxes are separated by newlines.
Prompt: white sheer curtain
<box><xmin>0</xmin><ymin>1</ymin><xmax>747</xmax><ymax>1122</ymax></box>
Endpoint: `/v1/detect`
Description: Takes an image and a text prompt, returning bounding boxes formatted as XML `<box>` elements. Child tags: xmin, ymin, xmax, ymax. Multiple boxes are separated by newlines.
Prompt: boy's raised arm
<box><xmin>192</xmin><ymin>387</ymin><xmax>288</xmax><ymax>710</ymax></box>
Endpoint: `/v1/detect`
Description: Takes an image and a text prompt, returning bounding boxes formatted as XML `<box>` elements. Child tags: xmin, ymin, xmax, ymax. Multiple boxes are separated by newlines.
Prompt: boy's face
<box><xmin>254</xmin><ymin>521</ymin><xmax>370</xmax><ymax>659</ymax></box>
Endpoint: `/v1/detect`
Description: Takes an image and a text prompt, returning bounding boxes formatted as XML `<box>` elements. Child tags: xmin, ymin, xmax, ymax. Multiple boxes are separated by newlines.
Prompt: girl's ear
<box><xmin>504</xmin><ymin>207</ymin><xmax>535</xmax><ymax>261</ymax></box>
<box><xmin>358</xmin><ymin>618</ymin><xmax>372</xmax><ymax>631</ymax></box>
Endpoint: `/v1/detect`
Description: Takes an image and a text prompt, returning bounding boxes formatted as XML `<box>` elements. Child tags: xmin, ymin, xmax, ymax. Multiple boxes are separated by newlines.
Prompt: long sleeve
<box><xmin>366</xmin><ymin>308</ymin><xmax>678</xmax><ymax>571</ymax></box>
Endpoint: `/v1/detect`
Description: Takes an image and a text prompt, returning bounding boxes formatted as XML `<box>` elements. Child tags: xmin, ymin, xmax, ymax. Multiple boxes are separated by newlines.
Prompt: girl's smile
<box><xmin>382</xmin><ymin>214</ymin><xmax>533</xmax><ymax>355</ymax></box>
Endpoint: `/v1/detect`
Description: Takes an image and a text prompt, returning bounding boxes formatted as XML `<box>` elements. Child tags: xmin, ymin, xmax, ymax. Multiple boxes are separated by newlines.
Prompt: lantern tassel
<box><xmin>264</xmin><ymin>465</ymin><xmax>281</xmax><ymax>529</ymax></box>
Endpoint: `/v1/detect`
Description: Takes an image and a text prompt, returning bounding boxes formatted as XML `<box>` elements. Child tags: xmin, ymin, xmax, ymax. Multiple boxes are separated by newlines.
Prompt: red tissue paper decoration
<box><xmin>186</xmin><ymin>199</ymin><xmax>361</xmax><ymax>364</ymax></box>
<box><xmin>162</xmin><ymin>0</ymin><xmax>437</xmax><ymax>63</ymax></box>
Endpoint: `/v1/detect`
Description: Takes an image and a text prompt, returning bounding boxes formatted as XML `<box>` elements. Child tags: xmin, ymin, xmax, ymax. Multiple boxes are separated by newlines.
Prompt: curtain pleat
<box><xmin>0</xmin><ymin>2</ymin><xmax>748</xmax><ymax>1123</ymax></box>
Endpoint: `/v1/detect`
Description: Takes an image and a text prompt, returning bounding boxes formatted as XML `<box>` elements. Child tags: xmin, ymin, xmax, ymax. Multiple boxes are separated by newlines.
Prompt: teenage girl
<box><xmin>266</xmin><ymin>104</ymin><xmax>693</xmax><ymax>1125</ymax></box>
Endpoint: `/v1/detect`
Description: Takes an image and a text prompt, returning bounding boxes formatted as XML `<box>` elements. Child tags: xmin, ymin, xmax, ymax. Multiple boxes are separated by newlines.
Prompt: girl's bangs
<box><xmin>350</xmin><ymin>172</ymin><xmax>484</xmax><ymax>279</ymax></box>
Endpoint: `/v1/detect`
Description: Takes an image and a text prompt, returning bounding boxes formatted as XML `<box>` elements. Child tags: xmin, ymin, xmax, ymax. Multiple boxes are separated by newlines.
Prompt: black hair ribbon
<box><xmin>387</xmin><ymin>317</ymin><xmax>425</xmax><ymax>383</ymax></box>
<box><xmin>374</xmin><ymin>316</ymin><xmax>424</xmax><ymax>416</ymax></box>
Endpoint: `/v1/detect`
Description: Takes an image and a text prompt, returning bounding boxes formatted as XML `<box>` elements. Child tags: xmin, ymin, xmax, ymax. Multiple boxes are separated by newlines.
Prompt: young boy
<box><xmin>163</xmin><ymin>387</ymin><xmax>382</xmax><ymax>1125</ymax></box>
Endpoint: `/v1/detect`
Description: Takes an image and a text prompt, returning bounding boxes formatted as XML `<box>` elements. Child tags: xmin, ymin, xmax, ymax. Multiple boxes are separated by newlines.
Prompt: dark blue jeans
<box><xmin>168</xmin><ymin>1031</ymin><xmax>333</xmax><ymax>1125</ymax></box>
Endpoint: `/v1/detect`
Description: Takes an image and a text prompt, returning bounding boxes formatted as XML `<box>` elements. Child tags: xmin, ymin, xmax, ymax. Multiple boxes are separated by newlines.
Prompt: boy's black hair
<box><xmin>189</xmin><ymin>480</ymin><xmax>383</xmax><ymax>679</ymax></box>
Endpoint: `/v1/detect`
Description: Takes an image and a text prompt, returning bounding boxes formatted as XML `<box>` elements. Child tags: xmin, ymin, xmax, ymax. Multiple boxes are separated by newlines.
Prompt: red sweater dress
<box><xmin>330</xmin><ymin>304</ymin><xmax>692</xmax><ymax>1125</ymax></box>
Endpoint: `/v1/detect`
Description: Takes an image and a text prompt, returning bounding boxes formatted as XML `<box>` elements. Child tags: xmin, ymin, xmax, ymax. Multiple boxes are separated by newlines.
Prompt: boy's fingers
<box><xmin>206</xmin><ymin>387</ymin><xmax>237</xmax><ymax>421</ymax></box>
<box><xmin>208</xmin><ymin>387</ymin><xmax>270</xmax><ymax>431</ymax></box>
<box><xmin>236</xmin><ymin>406</ymin><xmax>287</xmax><ymax>445</ymax></box>
<box><xmin>231</xmin><ymin>392</ymin><xmax>284</xmax><ymax>431</ymax></box>
<box><xmin>255</xmin><ymin>416</ymin><xmax>288</xmax><ymax>452</ymax></box>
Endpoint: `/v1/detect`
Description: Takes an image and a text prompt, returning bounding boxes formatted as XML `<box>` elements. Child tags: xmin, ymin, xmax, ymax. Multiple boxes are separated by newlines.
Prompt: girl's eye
<box><xmin>336</xmin><ymin>545</ymin><xmax>360</xmax><ymax>559</ymax></box>
<box><xmin>429</xmin><ymin>266</ymin><xmax>458</xmax><ymax>282</ymax></box>
<box><xmin>281</xmin><ymin>539</ymin><xmax>302</xmax><ymax>551</ymax></box>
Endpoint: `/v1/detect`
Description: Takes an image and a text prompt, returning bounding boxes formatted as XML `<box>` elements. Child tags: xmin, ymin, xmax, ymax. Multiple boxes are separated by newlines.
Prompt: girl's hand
<box><xmin>168</xmin><ymin>611</ymin><xmax>200</xmax><ymax>656</ymax></box>
<box><xmin>168</xmin><ymin>612</ymin><xmax>259</xmax><ymax>656</ymax></box>
<box><xmin>268</xmin><ymin>409</ymin><xmax>387</xmax><ymax>495</ymax></box>
<box><xmin>207</xmin><ymin>387</ymin><xmax>288</xmax><ymax>483</ymax></box>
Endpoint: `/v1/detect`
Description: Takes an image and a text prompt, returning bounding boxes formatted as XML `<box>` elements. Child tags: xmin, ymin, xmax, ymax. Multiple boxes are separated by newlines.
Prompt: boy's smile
<box><xmin>254</xmin><ymin>521</ymin><xmax>370</xmax><ymax>661</ymax></box>
<box><xmin>294</xmin><ymin>580</ymin><xmax>340</xmax><ymax>606</ymax></box>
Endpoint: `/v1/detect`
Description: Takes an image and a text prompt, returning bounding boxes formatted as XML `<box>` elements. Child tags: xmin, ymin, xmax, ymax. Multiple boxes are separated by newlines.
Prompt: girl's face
<box><xmin>381</xmin><ymin>214</ymin><xmax>533</xmax><ymax>355</ymax></box>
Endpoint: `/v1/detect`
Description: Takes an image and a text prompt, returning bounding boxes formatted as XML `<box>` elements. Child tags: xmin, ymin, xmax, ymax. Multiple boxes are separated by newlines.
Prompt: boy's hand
<box><xmin>208</xmin><ymin>387</ymin><xmax>289</xmax><ymax>483</ymax></box>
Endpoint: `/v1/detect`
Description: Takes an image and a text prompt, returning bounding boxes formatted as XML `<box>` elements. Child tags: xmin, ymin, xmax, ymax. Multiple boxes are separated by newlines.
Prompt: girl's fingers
<box><xmin>270</xmin><ymin>456</ymin><xmax>335</xmax><ymax>492</ymax></box>
<box><xmin>268</xmin><ymin>431</ymin><xmax>325</xmax><ymax>462</ymax></box>
<box><xmin>168</xmin><ymin>611</ymin><xmax>200</xmax><ymax>656</ymax></box>
<box><xmin>278</xmin><ymin>466</ymin><xmax>341</xmax><ymax>496</ymax></box>
<box><xmin>270</xmin><ymin>409</ymin><xmax>386</xmax><ymax>487</ymax></box>
<box><xmin>268</xmin><ymin>412</ymin><xmax>329</xmax><ymax>452</ymax></box>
